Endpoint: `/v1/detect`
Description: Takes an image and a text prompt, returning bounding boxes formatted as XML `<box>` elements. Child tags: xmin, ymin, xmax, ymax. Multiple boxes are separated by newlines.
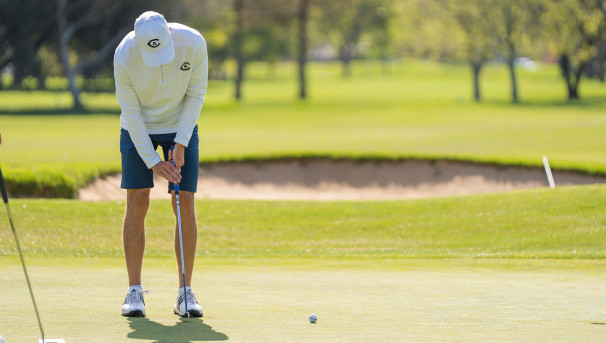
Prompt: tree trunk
<box><xmin>568</xmin><ymin>84</ymin><xmax>579</xmax><ymax>100</ymax></box>
<box><xmin>57</xmin><ymin>0</ymin><xmax>84</xmax><ymax>111</ymax></box>
<box><xmin>66</xmin><ymin>68</ymin><xmax>84</xmax><ymax>110</ymax></box>
<box><xmin>559</xmin><ymin>54</ymin><xmax>582</xmax><ymax>101</ymax></box>
<box><xmin>234</xmin><ymin>0</ymin><xmax>244</xmax><ymax>101</ymax></box>
<box><xmin>567</xmin><ymin>71</ymin><xmax>582</xmax><ymax>101</ymax></box>
<box><xmin>33</xmin><ymin>56</ymin><xmax>46</xmax><ymax>90</ymax></box>
<box><xmin>297</xmin><ymin>0</ymin><xmax>309</xmax><ymax>100</ymax></box>
<box><xmin>471</xmin><ymin>62</ymin><xmax>482</xmax><ymax>102</ymax></box>
<box><xmin>341</xmin><ymin>43</ymin><xmax>354</xmax><ymax>78</ymax></box>
<box><xmin>507</xmin><ymin>57</ymin><xmax>518</xmax><ymax>103</ymax></box>
<box><xmin>501</xmin><ymin>2</ymin><xmax>519</xmax><ymax>104</ymax></box>
<box><xmin>59</xmin><ymin>45</ymin><xmax>84</xmax><ymax>111</ymax></box>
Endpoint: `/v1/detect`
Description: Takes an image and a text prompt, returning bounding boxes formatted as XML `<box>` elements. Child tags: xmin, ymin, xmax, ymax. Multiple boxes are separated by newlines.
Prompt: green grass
<box><xmin>2</xmin><ymin>60</ymin><xmax>606</xmax><ymax>341</ymax></box>
<box><xmin>0</xmin><ymin>114</ymin><xmax>122</xmax><ymax>197</ymax></box>
<box><xmin>1</xmin><ymin>183</ymin><xmax>605</xmax><ymax>341</ymax></box>
<box><xmin>1</xmin><ymin>259</ymin><xmax>606</xmax><ymax>342</ymax></box>
<box><xmin>2</xmin><ymin>185</ymin><xmax>605</xmax><ymax>259</ymax></box>
<box><xmin>2</xmin><ymin>60</ymin><xmax>606</xmax><ymax>196</ymax></box>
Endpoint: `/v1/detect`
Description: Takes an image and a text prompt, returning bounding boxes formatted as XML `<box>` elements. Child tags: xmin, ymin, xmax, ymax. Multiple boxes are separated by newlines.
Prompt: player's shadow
<box><xmin>127</xmin><ymin>317</ymin><xmax>228</xmax><ymax>342</ymax></box>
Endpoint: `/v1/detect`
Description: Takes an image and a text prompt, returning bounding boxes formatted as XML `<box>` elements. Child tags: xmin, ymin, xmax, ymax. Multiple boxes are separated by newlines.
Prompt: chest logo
<box><xmin>147</xmin><ymin>39</ymin><xmax>160</xmax><ymax>48</ymax></box>
<box><xmin>180</xmin><ymin>62</ymin><xmax>191</xmax><ymax>71</ymax></box>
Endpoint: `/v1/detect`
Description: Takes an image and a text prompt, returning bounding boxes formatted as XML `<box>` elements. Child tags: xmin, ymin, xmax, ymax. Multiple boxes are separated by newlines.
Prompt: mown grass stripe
<box><xmin>0</xmin><ymin>185</ymin><xmax>604</xmax><ymax>259</ymax></box>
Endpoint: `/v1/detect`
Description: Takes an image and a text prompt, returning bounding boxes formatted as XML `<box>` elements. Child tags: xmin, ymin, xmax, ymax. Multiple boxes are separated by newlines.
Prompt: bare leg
<box><xmin>172</xmin><ymin>190</ymin><xmax>197</xmax><ymax>287</ymax></box>
<box><xmin>123</xmin><ymin>188</ymin><xmax>150</xmax><ymax>286</ymax></box>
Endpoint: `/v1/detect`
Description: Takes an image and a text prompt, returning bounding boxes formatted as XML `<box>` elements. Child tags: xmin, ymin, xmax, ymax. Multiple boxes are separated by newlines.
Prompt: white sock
<box><xmin>179</xmin><ymin>286</ymin><xmax>192</xmax><ymax>293</ymax></box>
<box><xmin>128</xmin><ymin>285</ymin><xmax>143</xmax><ymax>292</ymax></box>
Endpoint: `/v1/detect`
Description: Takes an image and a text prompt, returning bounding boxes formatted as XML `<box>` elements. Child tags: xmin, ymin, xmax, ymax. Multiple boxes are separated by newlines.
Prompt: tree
<box><xmin>0</xmin><ymin>2</ymin><xmax>14</xmax><ymax>89</ymax></box>
<box><xmin>298</xmin><ymin>0</ymin><xmax>309</xmax><ymax>99</ymax></box>
<box><xmin>0</xmin><ymin>0</ymin><xmax>55</xmax><ymax>89</ymax></box>
<box><xmin>494</xmin><ymin>0</ymin><xmax>522</xmax><ymax>103</ymax></box>
<box><xmin>492</xmin><ymin>0</ymin><xmax>544</xmax><ymax>103</ymax></box>
<box><xmin>450</xmin><ymin>0</ymin><xmax>497</xmax><ymax>102</ymax></box>
<box><xmin>315</xmin><ymin>0</ymin><xmax>394</xmax><ymax>77</ymax></box>
<box><xmin>56</xmin><ymin>0</ymin><xmax>129</xmax><ymax>110</ymax></box>
<box><xmin>391</xmin><ymin>0</ymin><xmax>463</xmax><ymax>62</ymax></box>
<box><xmin>228</xmin><ymin>0</ymin><xmax>296</xmax><ymax>100</ymax></box>
<box><xmin>178</xmin><ymin>0</ymin><xmax>233</xmax><ymax>80</ymax></box>
<box><xmin>583</xmin><ymin>39</ymin><xmax>606</xmax><ymax>81</ymax></box>
<box><xmin>180</xmin><ymin>0</ymin><xmax>297</xmax><ymax>101</ymax></box>
<box><xmin>367</xmin><ymin>1</ymin><xmax>394</xmax><ymax>74</ymax></box>
<box><xmin>546</xmin><ymin>0</ymin><xmax>606</xmax><ymax>100</ymax></box>
<box><xmin>55</xmin><ymin>0</ymin><xmax>173</xmax><ymax>110</ymax></box>
<box><xmin>233</xmin><ymin>0</ymin><xmax>245</xmax><ymax>100</ymax></box>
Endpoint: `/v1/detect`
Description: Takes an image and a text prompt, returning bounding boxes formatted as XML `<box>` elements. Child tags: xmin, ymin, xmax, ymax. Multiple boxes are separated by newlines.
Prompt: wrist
<box><xmin>150</xmin><ymin>161</ymin><xmax>161</xmax><ymax>170</ymax></box>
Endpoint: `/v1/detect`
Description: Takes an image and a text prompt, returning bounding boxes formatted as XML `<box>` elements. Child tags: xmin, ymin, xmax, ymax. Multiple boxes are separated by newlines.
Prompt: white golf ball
<box><xmin>0</xmin><ymin>334</ymin><xmax>4</xmax><ymax>343</ymax></box>
<box><xmin>309</xmin><ymin>313</ymin><xmax>317</xmax><ymax>323</ymax></box>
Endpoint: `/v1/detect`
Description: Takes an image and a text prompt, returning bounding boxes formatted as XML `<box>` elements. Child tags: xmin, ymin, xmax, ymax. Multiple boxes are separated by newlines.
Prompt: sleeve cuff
<box><xmin>174</xmin><ymin>135</ymin><xmax>190</xmax><ymax>148</ymax></box>
<box><xmin>145</xmin><ymin>154</ymin><xmax>163</xmax><ymax>169</ymax></box>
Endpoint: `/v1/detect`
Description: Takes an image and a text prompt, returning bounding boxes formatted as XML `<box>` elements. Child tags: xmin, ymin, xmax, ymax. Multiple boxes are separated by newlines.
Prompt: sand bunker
<box><xmin>78</xmin><ymin>159</ymin><xmax>606</xmax><ymax>201</ymax></box>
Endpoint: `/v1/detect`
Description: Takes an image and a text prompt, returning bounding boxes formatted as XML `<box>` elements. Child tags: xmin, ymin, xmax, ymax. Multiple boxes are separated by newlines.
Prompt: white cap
<box><xmin>134</xmin><ymin>11</ymin><xmax>175</xmax><ymax>67</ymax></box>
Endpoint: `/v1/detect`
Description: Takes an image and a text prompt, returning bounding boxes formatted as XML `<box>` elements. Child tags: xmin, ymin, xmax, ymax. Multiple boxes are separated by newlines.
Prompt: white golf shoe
<box><xmin>121</xmin><ymin>285</ymin><xmax>148</xmax><ymax>317</ymax></box>
<box><xmin>174</xmin><ymin>286</ymin><xmax>203</xmax><ymax>317</ymax></box>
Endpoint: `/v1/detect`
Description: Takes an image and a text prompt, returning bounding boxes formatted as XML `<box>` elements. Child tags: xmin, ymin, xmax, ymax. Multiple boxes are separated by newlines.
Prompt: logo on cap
<box><xmin>147</xmin><ymin>39</ymin><xmax>160</xmax><ymax>48</ymax></box>
<box><xmin>180</xmin><ymin>62</ymin><xmax>191</xmax><ymax>71</ymax></box>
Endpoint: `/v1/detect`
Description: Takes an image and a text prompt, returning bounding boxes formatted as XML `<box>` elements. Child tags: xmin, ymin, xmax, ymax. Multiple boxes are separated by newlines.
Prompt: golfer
<box><xmin>114</xmin><ymin>11</ymin><xmax>207</xmax><ymax>318</ymax></box>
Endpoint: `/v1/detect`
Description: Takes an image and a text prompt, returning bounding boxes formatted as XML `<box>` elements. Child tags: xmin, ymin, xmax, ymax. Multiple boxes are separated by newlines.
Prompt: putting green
<box><xmin>1</xmin><ymin>258</ymin><xmax>605</xmax><ymax>342</ymax></box>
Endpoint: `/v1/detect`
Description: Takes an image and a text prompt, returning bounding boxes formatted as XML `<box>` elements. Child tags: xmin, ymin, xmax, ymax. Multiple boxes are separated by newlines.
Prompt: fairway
<box><xmin>3</xmin><ymin>61</ymin><xmax>606</xmax><ymax>197</ymax></box>
<box><xmin>1</xmin><ymin>259</ymin><xmax>605</xmax><ymax>342</ymax></box>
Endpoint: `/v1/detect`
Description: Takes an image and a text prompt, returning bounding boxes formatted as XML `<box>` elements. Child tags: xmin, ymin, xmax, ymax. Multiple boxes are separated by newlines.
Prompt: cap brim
<box><xmin>140</xmin><ymin>38</ymin><xmax>175</xmax><ymax>67</ymax></box>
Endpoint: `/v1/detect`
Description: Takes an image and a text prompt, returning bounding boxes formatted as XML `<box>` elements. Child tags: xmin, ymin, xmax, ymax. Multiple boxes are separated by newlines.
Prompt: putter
<box><xmin>170</xmin><ymin>147</ymin><xmax>189</xmax><ymax>317</ymax></box>
<box><xmin>0</xmin><ymin>166</ymin><xmax>59</xmax><ymax>342</ymax></box>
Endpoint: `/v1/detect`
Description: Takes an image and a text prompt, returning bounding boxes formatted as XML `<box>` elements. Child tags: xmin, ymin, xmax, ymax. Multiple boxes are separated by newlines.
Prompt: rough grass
<box><xmin>1</xmin><ymin>184</ymin><xmax>605</xmax><ymax>259</ymax></box>
<box><xmin>1</xmin><ymin>60</ymin><xmax>606</xmax><ymax>197</ymax></box>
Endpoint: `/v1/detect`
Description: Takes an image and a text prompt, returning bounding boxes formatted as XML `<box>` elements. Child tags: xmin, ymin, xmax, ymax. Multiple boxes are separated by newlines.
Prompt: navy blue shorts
<box><xmin>120</xmin><ymin>126</ymin><xmax>199</xmax><ymax>193</ymax></box>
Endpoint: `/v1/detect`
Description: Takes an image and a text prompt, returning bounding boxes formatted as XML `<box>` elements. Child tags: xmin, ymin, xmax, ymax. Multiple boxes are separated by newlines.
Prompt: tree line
<box><xmin>1</xmin><ymin>0</ymin><xmax>606</xmax><ymax>110</ymax></box>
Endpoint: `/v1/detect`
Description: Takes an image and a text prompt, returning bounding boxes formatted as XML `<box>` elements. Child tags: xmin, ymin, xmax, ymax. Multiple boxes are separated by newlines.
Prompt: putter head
<box><xmin>182</xmin><ymin>312</ymin><xmax>190</xmax><ymax>318</ymax></box>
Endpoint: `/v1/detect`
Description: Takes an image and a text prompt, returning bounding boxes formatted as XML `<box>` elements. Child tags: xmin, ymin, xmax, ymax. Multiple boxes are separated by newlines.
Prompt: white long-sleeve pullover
<box><xmin>114</xmin><ymin>23</ymin><xmax>208</xmax><ymax>168</ymax></box>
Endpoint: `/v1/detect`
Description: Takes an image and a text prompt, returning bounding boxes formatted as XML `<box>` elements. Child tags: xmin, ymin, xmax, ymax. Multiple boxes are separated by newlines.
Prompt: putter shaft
<box><xmin>175</xmin><ymin>184</ymin><xmax>189</xmax><ymax>316</ymax></box>
<box><xmin>170</xmin><ymin>147</ymin><xmax>189</xmax><ymax>316</ymax></box>
<box><xmin>0</xmin><ymin>166</ymin><xmax>45</xmax><ymax>341</ymax></box>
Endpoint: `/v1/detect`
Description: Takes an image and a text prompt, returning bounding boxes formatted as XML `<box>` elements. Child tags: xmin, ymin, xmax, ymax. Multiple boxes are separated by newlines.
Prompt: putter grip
<box><xmin>170</xmin><ymin>146</ymin><xmax>180</xmax><ymax>190</ymax></box>
<box><xmin>0</xmin><ymin>166</ymin><xmax>8</xmax><ymax>204</ymax></box>
<box><xmin>170</xmin><ymin>146</ymin><xmax>176</xmax><ymax>167</ymax></box>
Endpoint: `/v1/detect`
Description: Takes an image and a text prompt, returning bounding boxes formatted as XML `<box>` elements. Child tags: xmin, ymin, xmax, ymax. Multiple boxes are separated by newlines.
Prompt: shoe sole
<box><xmin>122</xmin><ymin>310</ymin><xmax>146</xmax><ymax>317</ymax></box>
<box><xmin>174</xmin><ymin>309</ymin><xmax>203</xmax><ymax>318</ymax></box>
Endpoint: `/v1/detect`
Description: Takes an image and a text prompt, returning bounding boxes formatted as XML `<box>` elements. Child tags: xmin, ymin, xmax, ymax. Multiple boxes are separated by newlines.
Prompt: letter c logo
<box><xmin>147</xmin><ymin>39</ymin><xmax>160</xmax><ymax>48</ymax></box>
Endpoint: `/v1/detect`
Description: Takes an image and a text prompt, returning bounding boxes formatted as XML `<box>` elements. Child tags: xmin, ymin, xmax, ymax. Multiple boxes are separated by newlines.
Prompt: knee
<box><xmin>126</xmin><ymin>189</ymin><xmax>150</xmax><ymax>215</ymax></box>
<box><xmin>177</xmin><ymin>191</ymin><xmax>196</xmax><ymax>218</ymax></box>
